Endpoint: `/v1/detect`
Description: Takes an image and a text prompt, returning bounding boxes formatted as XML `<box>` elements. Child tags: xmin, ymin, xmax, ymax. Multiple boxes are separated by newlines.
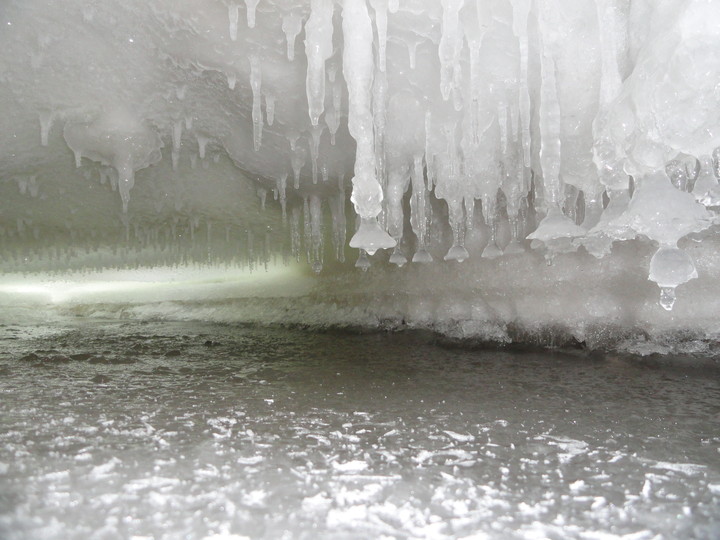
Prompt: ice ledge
<box><xmin>5</xmin><ymin>237</ymin><xmax>717</xmax><ymax>355</ymax></box>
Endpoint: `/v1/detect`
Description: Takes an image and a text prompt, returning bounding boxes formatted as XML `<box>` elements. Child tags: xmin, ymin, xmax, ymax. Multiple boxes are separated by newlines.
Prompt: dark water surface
<box><xmin>0</xmin><ymin>320</ymin><xmax>718</xmax><ymax>539</ymax></box>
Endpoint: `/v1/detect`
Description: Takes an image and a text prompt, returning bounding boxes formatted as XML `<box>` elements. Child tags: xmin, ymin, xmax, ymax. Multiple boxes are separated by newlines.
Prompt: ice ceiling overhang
<box><xmin>0</xmin><ymin>0</ymin><xmax>719</xmax><ymax>310</ymax></box>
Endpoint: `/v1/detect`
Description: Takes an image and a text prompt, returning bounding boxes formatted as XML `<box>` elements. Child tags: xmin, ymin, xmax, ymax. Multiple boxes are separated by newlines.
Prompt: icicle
<box><xmin>591</xmin><ymin>0</ymin><xmax>627</xmax><ymax>195</ymax></box>
<box><xmin>302</xmin><ymin>197</ymin><xmax>311</xmax><ymax>262</ymax></box>
<box><xmin>389</xmin><ymin>247</ymin><xmax>407</xmax><ymax>266</ymax></box>
<box><xmin>287</xmin><ymin>130</ymin><xmax>300</xmax><ymax>152</ymax></box>
<box><xmin>227</xmin><ymin>72</ymin><xmax>237</xmax><ymax>90</ymax></box>
<box><xmin>184</xmin><ymin>114</ymin><xmax>193</xmax><ymax>130</ymax></box>
<box><xmin>438</xmin><ymin>0</ymin><xmax>463</xmax><ymax>102</ymax></box>
<box><xmin>594</xmin><ymin>0</ymin><xmax>623</xmax><ymax>108</ymax></box>
<box><xmin>511</xmin><ymin>0</ymin><xmax>532</xmax><ymax>166</ymax></box>
<box><xmin>693</xmin><ymin>155</ymin><xmax>720</xmax><ymax>206</ymax></box>
<box><xmin>257</xmin><ymin>187</ymin><xmax>267</xmax><ymax>210</ymax></box>
<box><xmin>325</xmin><ymin>106</ymin><xmax>339</xmax><ymax>145</ymax></box>
<box><xmin>250</xmin><ymin>55</ymin><xmax>263</xmax><ymax>151</ymax></box>
<box><xmin>39</xmin><ymin>110</ymin><xmax>53</xmax><ymax>147</ymax></box>
<box><xmin>424</xmin><ymin>111</ymin><xmax>435</xmax><ymax>188</ymax></box>
<box><xmin>372</xmin><ymin>67</ymin><xmax>388</xmax><ymax>192</ymax></box>
<box><xmin>172</xmin><ymin>119</ymin><xmax>182</xmax><ymax>152</ymax></box>
<box><xmin>329</xmin><ymin>181</ymin><xmax>347</xmax><ymax>262</ymax></box>
<box><xmin>355</xmin><ymin>249</ymin><xmax>371</xmax><ymax>271</ymax></box>
<box><xmin>290</xmin><ymin>206</ymin><xmax>301</xmax><ymax>261</ymax></box>
<box><xmin>537</xmin><ymin>6</ymin><xmax>562</xmax><ymax>209</ymax></box>
<box><xmin>509</xmin><ymin>92</ymin><xmax>519</xmax><ymax>144</ymax></box>
<box><xmin>74</xmin><ymin>150</ymin><xmax>82</xmax><ymax>168</ymax></box>
<box><xmin>309</xmin><ymin>195</ymin><xmax>323</xmax><ymax>272</ymax></box>
<box><xmin>228</xmin><ymin>3</ymin><xmax>239</xmax><ymax>41</ymax></box>
<box><xmin>496</xmin><ymin>89</ymin><xmax>509</xmax><ymax>154</ymax></box>
<box><xmin>116</xmin><ymin>157</ymin><xmax>134</xmax><ymax>214</ymax></box>
<box><xmin>649</xmin><ymin>246</ymin><xmax>698</xmax><ymax>311</ymax></box>
<box><xmin>465</xmin><ymin>13</ymin><xmax>485</xmax><ymax>145</ymax></box>
<box><xmin>304</xmin><ymin>0</ymin><xmax>334</xmax><ymax>126</ymax></box>
<box><xmin>282</xmin><ymin>13</ymin><xmax>303</xmax><ymax>61</ymax></box>
<box><xmin>310</xmin><ymin>125</ymin><xmax>324</xmax><ymax>184</ymax></box>
<box><xmin>171</xmin><ymin>149</ymin><xmax>179</xmax><ymax>170</ymax></box>
<box><xmin>444</xmin><ymin>199</ymin><xmax>469</xmax><ymax>262</ymax></box>
<box><xmin>277</xmin><ymin>173</ymin><xmax>288</xmax><ymax>223</ymax></box>
<box><xmin>386</xmin><ymin>163</ymin><xmax>410</xmax><ymax>244</ymax></box>
<box><xmin>264</xmin><ymin>94</ymin><xmax>275</xmax><ymax>126</ymax></box>
<box><xmin>244</xmin><ymin>0</ymin><xmax>260</xmax><ymax>28</ymax></box>
<box><xmin>369</xmin><ymin>0</ymin><xmax>389</xmax><ymax>72</ymax></box>
<box><xmin>388</xmin><ymin>0</ymin><xmax>399</xmax><ymax>13</ymax></box>
<box><xmin>291</xmin><ymin>144</ymin><xmax>306</xmax><ymax>189</ymax></box>
<box><xmin>342</xmin><ymin>0</ymin><xmax>396</xmax><ymax>254</ymax></box>
<box><xmin>325</xmin><ymin>80</ymin><xmax>342</xmax><ymax>145</ymax></box>
<box><xmin>410</xmin><ymin>153</ymin><xmax>432</xmax><ymax>262</ymax></box>
<box><xmin>464</xmin><ymin>196</ymin><xmax>477</xmax><ymax>240</ymax></box>
<box><xmin>481</xmin><ymin>195</ymin><xmax>503</xmax><ymax>259</ymax></box>
<box><xmin>197</xmin><ymin>135</ymin><xmax>209</xmax><ymax>159</ymax></box>
<box><xmin>407</xmin><ymin>39</ymin><xmax>420</xmax><ymax>70</ymax></box>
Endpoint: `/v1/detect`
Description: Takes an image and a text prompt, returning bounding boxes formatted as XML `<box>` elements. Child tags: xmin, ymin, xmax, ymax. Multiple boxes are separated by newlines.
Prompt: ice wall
<box><xmin>0</xmin><ymin>0</ymin><xmax>719</xmax><ymax>322</ymax></box>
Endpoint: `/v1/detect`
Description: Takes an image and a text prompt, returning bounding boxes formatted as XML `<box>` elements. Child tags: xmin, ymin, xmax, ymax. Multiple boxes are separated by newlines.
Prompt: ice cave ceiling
<box><xmin>1</xmin><ymin>0</ymin><xmax>720</xmax><ymax>313</ymax></box>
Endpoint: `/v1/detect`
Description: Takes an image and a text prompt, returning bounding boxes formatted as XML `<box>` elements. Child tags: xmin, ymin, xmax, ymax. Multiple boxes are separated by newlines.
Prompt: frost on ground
<box><xmin>0</xmin><ymin>321</ymin><xmax>718</xmax><ymax>539</ymax></box>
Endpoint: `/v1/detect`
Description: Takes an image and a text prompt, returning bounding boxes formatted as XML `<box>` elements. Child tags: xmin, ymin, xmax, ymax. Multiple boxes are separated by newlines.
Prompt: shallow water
<box><xmin>0</xmin><ymin>320</ymin><xmax>718</xmax><ymax>539</ymax></box>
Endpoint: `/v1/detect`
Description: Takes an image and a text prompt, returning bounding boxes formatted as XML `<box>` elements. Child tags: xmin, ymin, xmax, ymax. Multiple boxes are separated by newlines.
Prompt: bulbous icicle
<box><xmin>342</xmin><ymin>0</ymin><xmax>395</xmax><ymax>252</ymax></box>
<box><xmin>444</xmin><ymin>199</ymin><xmax>469</xmax><ymax>262</ymax></box>
<box><xmin>649</xmin><ymin>246</ymin><xmax>698</xmax><ymax>311</ymax></box>
<box><xmin>692</xmin><ymin>155</ymin><xmax>720</xmax><ymax>206</ymax></box>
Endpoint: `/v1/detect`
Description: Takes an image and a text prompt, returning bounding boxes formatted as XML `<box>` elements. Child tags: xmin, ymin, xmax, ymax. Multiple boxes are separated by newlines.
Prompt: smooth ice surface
<box><xmin>1</xmin><ymin>320</ymin><xmax>719</xmax><ymax>539</ymax></box>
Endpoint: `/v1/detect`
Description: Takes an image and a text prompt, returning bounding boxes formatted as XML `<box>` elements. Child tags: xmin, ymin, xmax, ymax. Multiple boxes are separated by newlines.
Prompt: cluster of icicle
<box><xmin>37</xmin><ymin>0</ymin><xmax>719</xmax><ymax>311</ymax></box>
<box><xmin>270</xmin><ymin>0</ymin><xmax>720</xmax><ymax>311</ymax></box>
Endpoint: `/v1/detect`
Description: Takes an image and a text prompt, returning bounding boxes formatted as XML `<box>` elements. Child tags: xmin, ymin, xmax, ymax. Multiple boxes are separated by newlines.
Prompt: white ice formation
<box><xmin>1</xmin><ymin>0</ymin><xmax>720</xmax><ymax>315</ymax></box>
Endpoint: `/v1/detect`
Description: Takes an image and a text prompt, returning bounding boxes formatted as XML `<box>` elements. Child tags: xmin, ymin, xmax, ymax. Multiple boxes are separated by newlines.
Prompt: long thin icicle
<box><xmin>511</xmin><ymin>0</ymin><xmax>532</xmax><ymax>167</ymax></box>
<box><xmin>369</xmin><ymin>0</ymin><xmax>389</xmax><ymax>72</ymax></box>
<box><xmin>304</xmin><ymin>0</ymin><xmax>334</xmax><ymax>126</ymax></box>
<box><xmin>249</xmin><ymin>55</ymin><xmax>263</xmax><ymax>151</ymax></box>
